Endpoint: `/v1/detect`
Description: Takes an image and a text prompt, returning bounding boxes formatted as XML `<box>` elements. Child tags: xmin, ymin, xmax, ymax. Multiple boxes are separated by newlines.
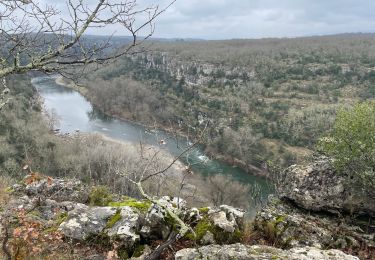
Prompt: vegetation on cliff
<box><xmin>0</xmin><ymin>3</ymin><xmax>374</xmax><ymax>256</ymax></box>
<box><xmin>78</xmin><ymin>34</ymin><xmax>375</xmax><ymax>171</ymax></box>
<box><xmin>318</xmin><ymin>100</ymin><xmax>375</xmax><ymax>191</ymax></box>
<box><xmin>1</xmin><ymin>76</ymin><xmax>257</xmax><ymax>210</ymax></box>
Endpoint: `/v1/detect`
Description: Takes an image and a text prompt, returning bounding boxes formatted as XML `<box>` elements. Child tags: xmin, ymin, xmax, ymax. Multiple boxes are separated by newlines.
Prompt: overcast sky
<box><xmin>142</xmin><ymin>0</ymin><xmax>375</xmax><ymax>39</ymax></box>
<box><xmin>42</xmin><ymin>0</ymin><xmax>375</xmax><ymax>40</ymax></box>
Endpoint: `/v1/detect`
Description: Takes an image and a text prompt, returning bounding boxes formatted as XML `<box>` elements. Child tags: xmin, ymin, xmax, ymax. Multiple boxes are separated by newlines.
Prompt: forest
<box><xmin>1</xmin><ymin>25</ymin><xmax>374</xmax><ymax>260</ymax></box>
<box><xmin>1</xmin><ymin>0</ymin><xmax>374</xmax><ymax>258</ymax></box>
<box><xmin>76</xmin><ymin>33</ymin><xmax>375</xmax><ymax>172</ymax></box>
<box><xmin>0</xmin><ymin>75</ymin><xmax>256</xmax><ymax>210</ymax></box>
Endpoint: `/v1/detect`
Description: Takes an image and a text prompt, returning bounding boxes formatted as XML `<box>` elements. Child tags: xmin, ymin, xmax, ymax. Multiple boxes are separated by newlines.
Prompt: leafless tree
<box><xmin>0</xmin><ymin>0</ymin><xmax>175</xmax><ymax>108</ymax></box>
<box><xmin>205</xmin><ymin>174</ymin><xmax>252</xmax><ymax>209</ymax></box>
<box><xmin>118</xmin><ymin>122</ymin><xmax>209</xmax><ymax>260</ymax></box>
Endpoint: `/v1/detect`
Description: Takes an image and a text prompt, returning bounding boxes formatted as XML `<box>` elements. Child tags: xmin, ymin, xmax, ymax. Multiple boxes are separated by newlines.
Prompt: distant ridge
<box><xmin>82</xmin><ymin>32</ymin><xmax>375</xmax><ymax>43</ymax></box>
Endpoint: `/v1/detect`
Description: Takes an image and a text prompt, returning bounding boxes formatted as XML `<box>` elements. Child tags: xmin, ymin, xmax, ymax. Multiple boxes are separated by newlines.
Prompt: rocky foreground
<box><xmin>1</xmin><ymin>157</ymin><xmax>374</xmax><ymax>259</ymax></box>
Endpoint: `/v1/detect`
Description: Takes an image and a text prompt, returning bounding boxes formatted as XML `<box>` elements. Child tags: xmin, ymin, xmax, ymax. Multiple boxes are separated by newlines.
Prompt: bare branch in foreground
<box><xmin>118</xmin><ymin>123</ymin><xmax>209</xmax><ymax>258</ymax></box>
<box><xmin>0</xmin><ymin>0</ymin><xmax>176</xmax><ymax>78</ymax></box>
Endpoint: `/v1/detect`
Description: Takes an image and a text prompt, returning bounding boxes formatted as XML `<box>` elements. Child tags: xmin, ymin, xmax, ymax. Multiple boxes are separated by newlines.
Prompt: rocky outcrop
<box><xmin>175</xmin><ymin>243</ymin><xmax>359</xmax><ymax>260</ymax></box>
<box><xmin>4</xmin><ymin>174</ymin><xmax>248</xmax><ymax>256</ymax></box>
<box><xmin>254</xmin><ymin>197</ymin><xmax>375</xmax><ymax>251</ymax></box>
<box><xmin>13</xmin><ymin>174</ymin><xmax>89</xmax><ymax>203</ymax></box>
<box><xmin>59</xmin><ymin>204</ymin><xmax>142</xmax><ymax>250</ymax></box>
<box><xmin>107</xmin><ymin>206</ymin><xmax>141</xmax><ymax>245</ymax></box>
<box><xmin>59</xmin><ymin>204</ymin><xmax>117</xmax><ymax>240</ymax></box>
<box><xmin>278</xmin><ymin>157</ymin><xmax>375</xmax><ymax>217</ymax></box>
<box><xmin>3</xmin><ymin>173</ymin><xmax>366</xmax><ymax>259</ymax></box>
<box><xmin>58</xmin><ymin>196</ymin><xmax>187</xmax><ymax>251</ymax></box>
<box><xmin>140</xmin><ymin>196</ymin><xmax>187</xmax><ymax>240</ymax></box>
<box><xmin>207</xmin><ymin>205</ymin><xmax>245</xmax><ymax>233</ymax></box>
<box><xmin>132</xmin><ymin>53</ymin><xmax>254</xmax><ymax>88</ymax></box>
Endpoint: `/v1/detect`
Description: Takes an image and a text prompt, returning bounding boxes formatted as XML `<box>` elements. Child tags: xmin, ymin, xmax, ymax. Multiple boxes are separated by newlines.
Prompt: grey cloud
<box><xmin>154</xmin><ymin>0</ymin><xmax>375</xmax><ymax>39</ymax></box>
<box><xmin>39</xmin><ymin>0</ymin><xmax>375</xmax><ymax>39</ymax></box>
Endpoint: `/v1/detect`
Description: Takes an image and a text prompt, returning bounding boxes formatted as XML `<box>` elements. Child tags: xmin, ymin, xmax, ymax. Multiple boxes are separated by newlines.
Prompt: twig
<box><xmin>145</xmin><ymin>231</ymin><xmax>178</xmax><ymax>260</ymax></box>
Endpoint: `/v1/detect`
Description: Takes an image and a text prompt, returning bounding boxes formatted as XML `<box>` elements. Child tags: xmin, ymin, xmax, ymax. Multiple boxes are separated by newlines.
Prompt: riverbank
<box><xmin>204</xmin><ymin>149</ymin><xmax>268</xmax><ymax>178</ymax></box>
<box><xmin>50</xmin><ymin>130</ymin><xmax>209</xmax><ymax>205</ymax></box>
<box><xmin>102</xmin><ymin>134</ymin><xmax>190</xmax><ymax>180</ymax></box>
<box><xmin>76</xmin><ymin>132</ymin><xmax>188</xmax><ymax>179</ymax></box>
<box><xmin>51</xmin><ymin>129</ymin><xmax>187</xmax><ymax>178</ymax></box>
<box><xmin>55</xmin><ymin>76</ymin><xmax>191</xmax><ymax>138</ymax></box>
<box><xmin>33</xmin><ymin>75</ymin><xmax>272</xmax><ymax>212</ymax></box>
<box><xmin>55</xmin><ymin>75</ymin><xmax>89</xmax><ymax>95</ymax></box>
<box><xmin>55</xmin><ymin>76</ymin><xmax>269</xmax><ymax>178</ymax></box>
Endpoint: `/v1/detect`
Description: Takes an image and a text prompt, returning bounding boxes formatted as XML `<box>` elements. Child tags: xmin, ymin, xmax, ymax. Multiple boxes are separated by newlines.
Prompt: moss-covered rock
<box><xmin>106</xmin><ymin>209</ymin><xmax>122</xmax><ymax>228</ymax></box>
<box><xmin>198</xmin><ymin>207</ymin><xmax>210</xmax><ymax>215</ymax></box>
<box><xmin>108</xmin><ymin>197</ymin><xmax>151</xmax><ymax>213</ymax></box>
<box><xmin>59</xmin><ymin>204</ymin><xmax>117</xmax><ymax>240</ymax></box>
<box><xmin>254</xmin><ymin>197</ymin><xmax>374</xmax><ymax>256</ymax></box>
<box><xmin>185</xmin><ymin>216</ymin><xmax>243</xmax><ymax>245</ymax></box>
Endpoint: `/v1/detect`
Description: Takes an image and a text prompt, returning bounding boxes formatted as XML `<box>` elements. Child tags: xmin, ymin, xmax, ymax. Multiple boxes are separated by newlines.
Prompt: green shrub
<box><xmin>89</xmin><ymin>186</ymin><xmax>113</xmax><ymax>206</ymax></box>
<box><xmin>318</xmin><ymin>101</ymin><xmax>375</xmax><ymax>190</ymax></box>
<box><xmin>185</xmin><ymin>218</ymin><xmax>212</xmax><ymax>241</ymax></box>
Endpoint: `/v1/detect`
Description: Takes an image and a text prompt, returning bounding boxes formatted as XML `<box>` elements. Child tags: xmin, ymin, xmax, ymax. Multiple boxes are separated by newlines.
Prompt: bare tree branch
<box><xmin>141</xmin><ymin>122</ymin><xmax>209</xmax><ymax>183</ymax></box>
<box><xmin>0</xmin><ymin>0</ymin><xmax>175</xmax><ymax>78</ymax></box>
<box><xmin>0</xmin><ymin>78</ymin><xmax>10</xmax><ymax>110</ymax></box>
<box><xmin>116</xmin><ymin>123</ymin><xmax>211</xmax><ymax>257</ymax></box>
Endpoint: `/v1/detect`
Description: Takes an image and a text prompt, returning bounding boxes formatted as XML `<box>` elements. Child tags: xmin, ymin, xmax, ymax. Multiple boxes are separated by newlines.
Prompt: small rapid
<box><xmin>32</xmin><ymin>76</ymin><xmax>272</xmax><ymax>212</ymax></box>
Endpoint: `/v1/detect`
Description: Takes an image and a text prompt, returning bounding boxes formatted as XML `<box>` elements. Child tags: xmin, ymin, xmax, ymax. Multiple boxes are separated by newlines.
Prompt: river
<box><xmin>31</xmin><ymin>75</ymin><xmax>272</xmax><ymax>212</ymax></box>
